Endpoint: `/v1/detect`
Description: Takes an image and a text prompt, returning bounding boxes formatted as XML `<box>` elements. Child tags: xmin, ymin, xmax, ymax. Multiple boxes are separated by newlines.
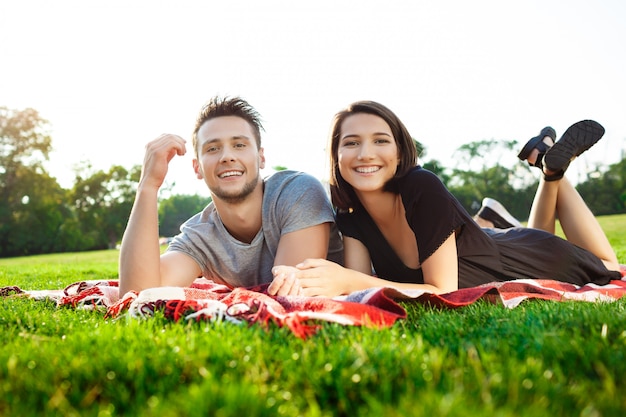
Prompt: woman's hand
<box><xmin>275</xmin><ymin>259</ymin><xmax>354</xmax><ymax>298</ymax></box>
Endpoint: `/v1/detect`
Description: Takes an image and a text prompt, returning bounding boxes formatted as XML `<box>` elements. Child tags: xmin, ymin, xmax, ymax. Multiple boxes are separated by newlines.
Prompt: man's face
<box><xmin>193</xmin><ymin>116</ymin><xmax>265</xmax><ymax>204</ymax></box>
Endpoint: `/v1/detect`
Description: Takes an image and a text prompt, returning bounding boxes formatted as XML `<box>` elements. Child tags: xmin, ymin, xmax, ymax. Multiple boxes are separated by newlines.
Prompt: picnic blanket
<box><xmin>2</xmin><ymin>265</ymin><xmax>626</xmax><ymax>339</ymax></box>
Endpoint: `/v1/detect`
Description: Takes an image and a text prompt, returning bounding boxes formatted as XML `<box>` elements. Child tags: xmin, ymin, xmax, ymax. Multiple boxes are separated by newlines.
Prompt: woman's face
<box><xmin>337</xmin><ymin>113</ymin><xmax>399</xmax><ymax>194</ymax></box>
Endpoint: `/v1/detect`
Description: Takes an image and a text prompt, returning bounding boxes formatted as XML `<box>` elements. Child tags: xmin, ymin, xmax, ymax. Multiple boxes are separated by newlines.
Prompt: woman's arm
<box><xmin>284</xmin><ymin>235</ymin><xmax>459</xmax><ymax>297</ymax></box>
<box><xmin>417</xmin><ymin>233</ymin><xmax>459</xmax><ymax>293</ymax></box>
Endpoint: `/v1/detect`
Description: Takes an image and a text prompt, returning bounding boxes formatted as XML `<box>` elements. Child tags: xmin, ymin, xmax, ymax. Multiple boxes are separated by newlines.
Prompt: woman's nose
<box><xmin>357</xmin><ymin>142</ymin><xmax>373</xmax><ymax>160</ymax></box>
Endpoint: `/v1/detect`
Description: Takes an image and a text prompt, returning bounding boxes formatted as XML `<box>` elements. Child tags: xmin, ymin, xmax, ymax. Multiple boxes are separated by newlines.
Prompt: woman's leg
<box><xmin>553</xmin><ymin>177</ymin><xmax>619</xmax><ymax>270</ymax></box>
<box><xmin>526</xmin><ymin>137</ymin><xmax>558</xmax><ymax>233</ymax></box>
<box><xmin>527</xmin><ymin>177</ymin><xmax>558</xmax><ymax>234</ymax></box>
<box><xmin>524</xmin><ymin>138</ymin><xmax>619</xmax><ymax>270</ymax></box>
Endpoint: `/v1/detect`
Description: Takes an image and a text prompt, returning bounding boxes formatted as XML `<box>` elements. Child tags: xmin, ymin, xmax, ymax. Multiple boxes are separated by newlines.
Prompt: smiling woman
<box><xmin>271</xmin><ymin>100</ymin><xmax>622</xmax><ymax>298</ymax></box>
<box><xmin>337</xmin><ymin>113</ymin><xmax>400</xmax><ymax>196</ymax></box>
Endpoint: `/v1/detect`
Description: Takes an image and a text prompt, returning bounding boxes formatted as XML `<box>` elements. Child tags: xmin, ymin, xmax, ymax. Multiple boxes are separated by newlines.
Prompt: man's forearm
<box><xmin>118</xmin><ymin>187</ymin><xmax>162</xmax><ymax>294</ymax></box>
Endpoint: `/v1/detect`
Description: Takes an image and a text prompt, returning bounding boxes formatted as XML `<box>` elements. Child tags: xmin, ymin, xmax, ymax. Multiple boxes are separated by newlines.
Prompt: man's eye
<box><xmin>234</xmin><ymin>143</ymin><xmax>246</xmax><ymax>148</ymax></box>
<box><xmin>206</xmin><ymin>146</ymin><xmax>218</xmax><ymax>153</ymax></box>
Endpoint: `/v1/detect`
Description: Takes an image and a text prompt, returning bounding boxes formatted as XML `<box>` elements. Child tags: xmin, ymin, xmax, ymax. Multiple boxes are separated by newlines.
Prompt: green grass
<box><xmin>1</xmin><ymin>216</ymin><xmax>626</xmax><ymax>416</ymax></box>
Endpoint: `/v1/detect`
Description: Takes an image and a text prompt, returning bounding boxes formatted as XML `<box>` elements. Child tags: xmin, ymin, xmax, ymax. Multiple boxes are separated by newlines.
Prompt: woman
<box><xmin>268</xmin><ymin>101</ymin><xmax>621</xmax><ymax>297</ymax></box>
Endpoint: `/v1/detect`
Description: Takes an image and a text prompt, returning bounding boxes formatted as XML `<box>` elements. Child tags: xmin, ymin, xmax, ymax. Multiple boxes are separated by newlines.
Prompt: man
<box><xmin>119</xmin><ymin>96</ymin><xmax>343</xmax><ymax>296</ymax></box>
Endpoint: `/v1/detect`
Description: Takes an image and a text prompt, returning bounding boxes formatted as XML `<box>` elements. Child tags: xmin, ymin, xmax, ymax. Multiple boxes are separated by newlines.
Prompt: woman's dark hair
<box><xmin>328</xmin><ymin>101</ymin><xmax>418</xmax><ymax>211</ymax></box>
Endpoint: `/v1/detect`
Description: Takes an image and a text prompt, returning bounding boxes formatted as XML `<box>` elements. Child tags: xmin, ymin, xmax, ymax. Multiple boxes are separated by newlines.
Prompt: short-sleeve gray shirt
<box><xmin>167</xmin><ymin>170</ymin><xmax>343</xmax><ymax>287</ymax></box>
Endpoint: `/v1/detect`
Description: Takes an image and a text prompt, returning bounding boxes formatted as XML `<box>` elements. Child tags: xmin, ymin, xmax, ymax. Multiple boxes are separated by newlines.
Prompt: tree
<box><xmin>0</xmin><ymin>107</ymin><xmax>52</xmax><ymax>182</ymax></box>
<box><xmin>0</xmin><ymin>165</ymin><xmax>75</xmax><ymax>256</ymax></box>
<box><xmin>577</xmin><ymin>158</ymin><xmax>626</xmax><ymax>215</ymax></box>
<box><xmin>158</xmin><ymin>194</ymin><xmax>211</xmax><ymax>237</ymax></box>
<box><xmin>1</xmin><ymin>107</ymin><xmax>53</xmax><ymax>208</ymax></box>
<box><xmin>439</xmin><ymin>139</ymin><xmax>538</xmax><ymax>220</ymax></box>
<box><xmin>70</xmin><ymin>163</ymin><xmax>141</xmax><ymax>249</ymax></box>
<box><xmin>0</xmin><ymin>107</ymin><xmax>64</xmax><ymax>256</ymax></box>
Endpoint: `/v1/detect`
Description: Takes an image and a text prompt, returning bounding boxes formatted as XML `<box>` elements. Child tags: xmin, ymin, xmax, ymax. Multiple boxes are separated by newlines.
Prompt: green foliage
<box><xmin>432</xmin><ymin>139</ymin><xmax>536</xmax><ymax>221</ymax></box>
<box><xmin>577</xmin><ymin>158</ymin><xmax>626</xmax><ymax>215</ymax></box>
<box><xmin>0</xmin><ymin>106</ymin><xmax>52</xmax><ymax>174</ymax></box>
<box><xmin>2</xmin><ymin>104</ymin><xmax>625</xmax><ymax>257</ymax></box>
<box><xmin>69</xmin><ymin>163</ymin><xmax>141</xmax><ymax>250</ymax></box>
<box><xmin>1</xmin><ymin>106</ymin><xmax>147</xmax><ymax>256</ymax></box>
<box><xmin>158</xmin><ymin>194</ymin><xmax>211</xmax><ymax>237</ymax></box>
<box><xmin>0</xmin><ymin>232</ymin><xmax>625</xmax><ymax>416</ymax></box>
<box><xmin>1</xmin><ymin>167</ymin><xmax>67</xmax><ymax>255</ymax></box>
<box><xmin>430</xmin><ymin>138</ymin><xmax>626</xmax><ymax>222</ymax></box>
<box><xmin>0</xmin><ymin>107</ymin><xmax>70</xmax><ymax>256</ymax></box>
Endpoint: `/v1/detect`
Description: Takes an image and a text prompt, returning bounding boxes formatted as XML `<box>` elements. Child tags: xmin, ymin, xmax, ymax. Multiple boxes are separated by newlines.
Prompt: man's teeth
<box><xmin>356</xmin><ymin>166</ymin><xmax>380</xmax><ymax>173</ymax></box>
<box><xmin>219</xmin><ymin>171</ymin><xmax>243</xmax><ymax>178</ymax></box>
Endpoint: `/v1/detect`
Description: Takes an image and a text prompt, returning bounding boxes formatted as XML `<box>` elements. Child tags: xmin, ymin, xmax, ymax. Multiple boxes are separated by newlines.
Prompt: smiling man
<box><xmin>119</xmin><ymin>96</ymin><xmax>343</xmax><ymax>295</ymax></box>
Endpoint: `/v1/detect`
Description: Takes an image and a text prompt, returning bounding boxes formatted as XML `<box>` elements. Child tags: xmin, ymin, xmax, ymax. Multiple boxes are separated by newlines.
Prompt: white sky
<box><xmin>2</xmin><ymin>0</ymin><xmax>625</xmax><ymax>197</ymax></box>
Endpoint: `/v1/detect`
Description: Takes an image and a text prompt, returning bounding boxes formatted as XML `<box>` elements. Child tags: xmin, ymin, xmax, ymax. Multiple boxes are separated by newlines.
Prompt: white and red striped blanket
<box><xmin>2</xmin><ymin>265</ymin><xmax>625</xmax><ymax>339</ymax></box>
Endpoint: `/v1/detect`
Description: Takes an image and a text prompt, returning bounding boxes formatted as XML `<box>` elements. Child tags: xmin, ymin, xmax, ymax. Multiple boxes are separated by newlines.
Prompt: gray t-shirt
<box><xmin>167</xmin><ymin>170</ymin><xmax>344</xmax><ymax>287</ymax></box>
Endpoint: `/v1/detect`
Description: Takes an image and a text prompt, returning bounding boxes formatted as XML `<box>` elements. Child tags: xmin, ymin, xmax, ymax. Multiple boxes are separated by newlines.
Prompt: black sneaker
<box><xmin>476</xmin><ymin>198</ymin><xmax>522</xmax><ymax>229</ymax></box>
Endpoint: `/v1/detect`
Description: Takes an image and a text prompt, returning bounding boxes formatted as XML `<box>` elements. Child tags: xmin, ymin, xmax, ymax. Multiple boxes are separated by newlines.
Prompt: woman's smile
<box><xmin>338</xmin><ymin>113</ymin><xmax>399</xmax><ymax>192</ymax></box>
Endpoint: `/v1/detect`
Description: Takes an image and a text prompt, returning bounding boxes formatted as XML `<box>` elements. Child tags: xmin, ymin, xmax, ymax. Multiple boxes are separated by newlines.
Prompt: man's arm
<box><xmin>266</xmin><ymin>223</ymin><xmax>330</xmax><ymax>296</ymax></box>
<box><xmin>118</xmin><ymin>134</ymin><xmax>198</xmax><ymax>294</ymax></box>
<box><xmin>273</xmin><ymin>223</ymin><xmax>330</xmax><ymax>267</ymax></box>
<box><xmin>118</xmin><ymin>185</ymin><xmax>162</xmax><ymax>294</ymax></box>
<box><xmin>264</xmin><ymin>172</ymin><xmax>340</xmax><ymax>296</ymax></box>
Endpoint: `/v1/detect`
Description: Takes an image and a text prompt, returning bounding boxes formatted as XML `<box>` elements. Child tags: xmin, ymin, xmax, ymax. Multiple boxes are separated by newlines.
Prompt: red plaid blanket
<box><xmin>2</xmin><ymin>265</ymin><xmax>625</xmax><ymax>339</ymax></box>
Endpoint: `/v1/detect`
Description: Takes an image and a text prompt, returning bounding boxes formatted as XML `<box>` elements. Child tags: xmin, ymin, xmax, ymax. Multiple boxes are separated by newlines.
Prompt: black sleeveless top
<box><xmin>336</xmin><ymin>167</ymin><xmax>620</xmax><ymax>288</ymax></box>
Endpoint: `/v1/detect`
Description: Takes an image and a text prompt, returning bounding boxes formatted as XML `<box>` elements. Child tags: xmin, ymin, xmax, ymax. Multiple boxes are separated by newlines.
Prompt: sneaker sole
<box><xmin>543</xmin><ymin>120</ymin><xmax>604</xmax><ymax>172</ymax></box>
<box><xmin>482</xmin><ymin>198</ymin><xmax>522</xmax><ymax>228</ymax></box>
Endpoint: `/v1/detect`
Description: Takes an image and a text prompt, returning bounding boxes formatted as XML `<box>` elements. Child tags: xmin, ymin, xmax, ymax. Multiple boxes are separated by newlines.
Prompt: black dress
<box><xmin>336</xmin><ymin>167</ymin><xmax>621</xmax><ymax>288</ymax></box>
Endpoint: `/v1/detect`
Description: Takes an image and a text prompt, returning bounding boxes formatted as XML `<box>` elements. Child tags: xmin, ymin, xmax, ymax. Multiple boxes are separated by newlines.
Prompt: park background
<box><xmin>2</xmin><ymin>3</ymin><xmax>626</xmax><ymax>414</ymax></box>
<box><xmin>2</xmin><ymin>0</ymin><xmax>626</xmax><ymax>256</ymax></box>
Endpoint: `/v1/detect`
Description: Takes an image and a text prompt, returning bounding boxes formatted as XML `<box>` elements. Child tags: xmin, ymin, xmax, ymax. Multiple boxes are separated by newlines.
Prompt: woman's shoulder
<box><xmin>405</xmin><ymin>166</ymin><xmax>441</xmax><ymax>179</ymax></box>
<box><xmin>400</xmin><ymin>166</ymin><xmax>447</xmax><ymax>190</ymax></box>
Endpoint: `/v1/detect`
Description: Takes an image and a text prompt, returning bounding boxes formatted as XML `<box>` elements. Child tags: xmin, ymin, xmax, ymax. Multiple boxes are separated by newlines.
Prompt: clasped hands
<box><xmin>267</xmin><ymin>259</ymin><xmax>346</xmax><ymax>298</ymax></box>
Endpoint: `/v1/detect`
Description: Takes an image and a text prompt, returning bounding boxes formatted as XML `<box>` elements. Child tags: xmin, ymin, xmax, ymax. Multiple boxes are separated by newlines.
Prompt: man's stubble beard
<box><xmin>211</xmin><ymin>172</ymin><xmax>262</xmax><ymax>205</ymax></box>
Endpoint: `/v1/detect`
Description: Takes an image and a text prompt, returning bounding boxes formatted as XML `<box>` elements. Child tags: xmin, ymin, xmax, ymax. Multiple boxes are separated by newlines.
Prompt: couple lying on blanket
<box><xmin>119</xmin><ymin>97</ymin><xmax>623</xmax><ymax>302</ymax></box>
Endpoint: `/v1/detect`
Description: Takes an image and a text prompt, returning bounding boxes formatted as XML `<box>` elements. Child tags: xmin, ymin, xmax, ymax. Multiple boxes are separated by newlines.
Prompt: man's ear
<box><xmin>259</xmin><ymin>147</ymin><xmax>266</xmax><ymax>170</ymax></box>
<box><xmin>193</xmin><ymin>159</ymin><xmax>203</xmax><ymax>179</ymax></box>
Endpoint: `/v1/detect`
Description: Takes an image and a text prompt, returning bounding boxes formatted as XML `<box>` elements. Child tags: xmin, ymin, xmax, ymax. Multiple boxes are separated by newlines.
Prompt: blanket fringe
<box><xmin>104</xmin><ymin>291</ymin><xmax>137</xmax><ymax>319</ymax></box>
<box><xmin>0</xmin><ymin>286</ymin><xmax>25</xmax><ymax>297</ymax></box>
<box><xmin>5</xmin><ymin>269</ymin><xmax>626</xmax><ymax>339</ymax></box>
<box><xmin>59</xmin><ymin>286</ymin><xmax>104</xmax><ymax>309</ymax></box>
<box><xmin>283</xmin><ymin>315</ymin><xmax>322</xmax><ymax>339</ymax></box>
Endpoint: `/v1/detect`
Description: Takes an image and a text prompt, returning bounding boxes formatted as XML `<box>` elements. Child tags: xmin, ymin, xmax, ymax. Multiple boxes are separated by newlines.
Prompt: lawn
<box><xmin>1</xmin><ymin>215</ymin><xmax>625</xmax><ymax>416</ymax></box>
